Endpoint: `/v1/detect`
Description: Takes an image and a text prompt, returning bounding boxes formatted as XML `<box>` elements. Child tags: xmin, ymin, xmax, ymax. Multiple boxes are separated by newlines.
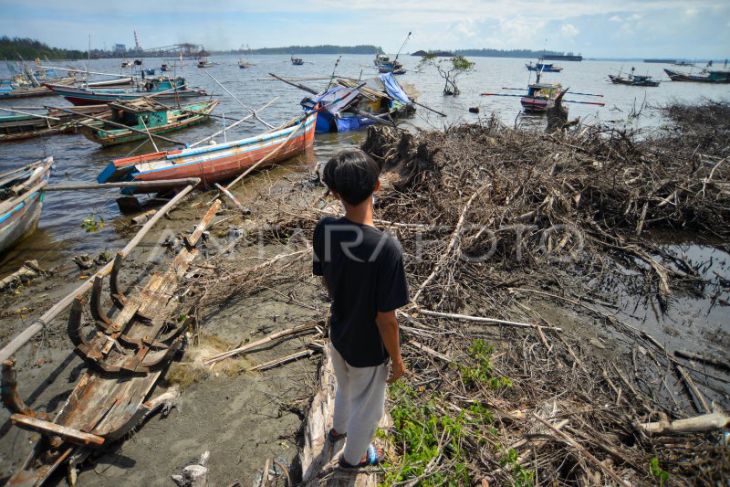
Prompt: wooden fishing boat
<box><xmin>0</xmin><ymin>106</ymin><xmax>109</xmax><ymax>143</ymax></box>
<box><xmin>298</xmin><ymin>73</ymin><xmax>415</xmax><ymax>133</ymax></box>
<box><xmin>44</xmin><ymin>77</ymin><xmax>209</xmax><ymax>106</ymax></box>
<box><xmin>78</xmin><ymin>99</ymin><xmax>218</xmax><ymax>147</ymax></box>
<box><xmin>664</xmin><ymin>68</ymin><xmax>730</xmax><ymax>83</ymax></box>
<box><xmin>197</xmin><ymin>56</ymin><xmax>214</xmax><ymax>68</ymax></box>
<box><xmin>609</xmin><ymin>68</ymin><xmax>660</xmax><ymax>87</ymax></box>
<box><xmin>374</xmin><ymin>54</ymin><xmax>406</xmax><ymax>75</ymax></box>
<box><xmin>0</xmin><ymin>200</ymin><xmax>221</xmax><ymax>486</ymax></box>
<box><xmin>0</xmin><ymin>76</ymin><xmax>75</xmax><ymax>100</ymax></box>
<box><xmin>97</xmin><ymin>112</ymin><xmax>317</xmax><ymax>192</ymax></box>
<box><xmin>291</xmin><ymin>56</ymin><xmax>304</xmax><ymax>66</ymax></box>
<box><xmin>520</xmin><ymin>81</ymin><xmax>562</xmax><ymax>113</ymax></box>
<box><xmin>0</xmin><ymin>158</ymin><xmax>53</xmax><ymax>254</ymax></box>
<box><xmin>526</xmin><ymin>61</ymin><xmax>563</xmax><ymax>73</ymax></box>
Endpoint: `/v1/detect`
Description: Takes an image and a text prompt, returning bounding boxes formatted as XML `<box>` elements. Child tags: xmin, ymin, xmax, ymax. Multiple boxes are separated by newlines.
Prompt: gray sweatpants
<box><xmin>330</xmin><ymin>343</ymin><xmax>388</xmax><ymax>465</ymax></box>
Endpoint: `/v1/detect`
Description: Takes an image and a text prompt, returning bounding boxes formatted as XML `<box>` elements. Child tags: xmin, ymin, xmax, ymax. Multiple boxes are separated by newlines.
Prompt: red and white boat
<box><xmin>97</xmin><ymin>112</ymin><xmax>317</xmax><ymax>193</ymax></box>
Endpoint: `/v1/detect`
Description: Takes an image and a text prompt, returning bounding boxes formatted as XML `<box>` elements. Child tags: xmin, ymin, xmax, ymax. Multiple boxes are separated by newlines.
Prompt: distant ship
<box><xmin>542</xmin><ymin>53</ymin><xmax>582</xmax><ymax>62</ymax></box>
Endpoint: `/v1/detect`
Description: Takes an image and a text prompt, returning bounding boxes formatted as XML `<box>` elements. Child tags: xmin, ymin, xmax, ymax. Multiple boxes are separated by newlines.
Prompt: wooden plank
<box><xmin>300</xmin><ymin>347</ymin><xmax>389</xmax><ymax>486</ymax></box>
<box><xmin>10</xmin><ymin>414</ymin><xmax>105</xmax><ymax>447</ymax></box>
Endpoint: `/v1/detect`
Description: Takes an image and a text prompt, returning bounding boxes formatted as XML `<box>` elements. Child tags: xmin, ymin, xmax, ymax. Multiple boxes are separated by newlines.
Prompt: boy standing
<box><xmin>313</xmin><ymin>149</ymin><xmax>409</xmax><ymax>468</ymax></box>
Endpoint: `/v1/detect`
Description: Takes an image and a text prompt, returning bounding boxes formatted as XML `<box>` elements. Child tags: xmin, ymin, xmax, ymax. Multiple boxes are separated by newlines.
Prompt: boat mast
<box><xmin>394</xmin><ymin>31</ymin><xmax>412</xmax><ymax>61</ymax></box>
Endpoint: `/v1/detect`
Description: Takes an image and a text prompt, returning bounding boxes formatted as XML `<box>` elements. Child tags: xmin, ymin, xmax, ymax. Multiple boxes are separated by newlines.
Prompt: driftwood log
<box><xmin>299</xmin><ymin>346</ymin><xmax>390</xmax><ymax>486</ymax></box>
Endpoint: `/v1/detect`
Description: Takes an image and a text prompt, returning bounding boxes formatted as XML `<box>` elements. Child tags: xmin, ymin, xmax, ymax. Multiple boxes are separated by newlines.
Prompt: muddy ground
<box><xmin>0</xmin><ymin>164</ymin><xmax>329</xmax><ymax>486</ymax></box>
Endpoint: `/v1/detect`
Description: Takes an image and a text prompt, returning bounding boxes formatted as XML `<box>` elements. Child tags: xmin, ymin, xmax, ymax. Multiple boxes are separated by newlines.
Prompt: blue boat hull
<box><xmin>315</xmin><ymin>112</ymin><xmax>379</xmax><ymax>133</ymax></box>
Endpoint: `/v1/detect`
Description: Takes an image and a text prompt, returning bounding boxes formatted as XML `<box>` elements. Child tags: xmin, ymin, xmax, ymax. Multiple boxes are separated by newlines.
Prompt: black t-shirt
<box><xmin>313</xmin><ymin>216</ymin><xmax>409</xmax><ymax>367</ymax></box>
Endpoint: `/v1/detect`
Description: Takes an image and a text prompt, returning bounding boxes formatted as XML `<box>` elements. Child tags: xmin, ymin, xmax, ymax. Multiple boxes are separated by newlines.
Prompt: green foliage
<box><xmin>0</xmin><ymin>36</ymin><xmax>85</xmax><ymax>60</ymax></box>
<box><xmin>459</xmin><ymin>339</ymin><xmax>513</xmax><ymax>389</ymax></box>
<box><xmin>451</xmin><ymin>55</ymin><xmax>475</xmax><ymax>71</ymax></box>
<box><xmin>384</xmin><ymin>382</ymin><xmax>474</xmax><ymax>486</ymax></box>
<box><xmin>499</xmin><ymin>448</ymin><xmax>535</xmax><ymax>486</ymax></box>
<box><xmin>80</xmin><ymin>214</ymin><xmax>105</xmax><ymax>233</ymax></box>
<box><xmin>649</xmin><ymin>457</ymin><xmax>669</xmax><ymax>486</ymax></box>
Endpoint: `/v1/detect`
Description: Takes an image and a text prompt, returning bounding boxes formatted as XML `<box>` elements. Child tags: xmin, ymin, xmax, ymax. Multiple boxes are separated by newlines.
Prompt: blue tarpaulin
<box><xmin>379</xmin><ymin>73</ymin><xmax>410</xmax><ymax>105</ymax></box>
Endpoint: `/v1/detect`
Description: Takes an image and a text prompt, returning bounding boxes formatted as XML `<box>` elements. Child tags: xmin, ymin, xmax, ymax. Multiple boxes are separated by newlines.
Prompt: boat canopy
<box><xmin>303</xmin><ymin>85</ymin><xmax>361</xmax><ymax>115</ymax></box>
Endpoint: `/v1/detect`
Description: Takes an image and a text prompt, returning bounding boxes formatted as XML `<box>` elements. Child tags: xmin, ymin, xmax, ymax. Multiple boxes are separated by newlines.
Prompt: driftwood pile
<box><xmin>185</xmin><ymin>102</ymin><xmax>729</xmax><ymax>485</ymax></box>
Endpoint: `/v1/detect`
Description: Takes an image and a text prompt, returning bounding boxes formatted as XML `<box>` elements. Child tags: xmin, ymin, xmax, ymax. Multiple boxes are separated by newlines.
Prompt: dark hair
<box><xmin>322</xmin><ymin>149</ymin><xmax>380</xmax><ymax>206</ymax></box>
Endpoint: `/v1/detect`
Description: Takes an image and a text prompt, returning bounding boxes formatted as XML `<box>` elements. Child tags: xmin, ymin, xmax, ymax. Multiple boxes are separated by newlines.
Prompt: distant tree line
<box><xmin>453</xmin><ymin>48</ymin><xmax>564</xmax><ymax>58</ymax></box>
<box><xmin>0</xmin><ymin>36</ymin><xmax>86</xmax><ymax>60</ymax></box>
<box><xmin>224</xmin><ymin>45</ymin><xmax>383</xmax><ymax>55</ymax></box>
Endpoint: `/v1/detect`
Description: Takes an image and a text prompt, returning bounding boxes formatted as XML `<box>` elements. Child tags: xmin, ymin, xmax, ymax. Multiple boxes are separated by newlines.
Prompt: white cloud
<box><xmin>560</xmin><ymin>23</ymin><xmax>580</xmax><ymax>38</ymax></box>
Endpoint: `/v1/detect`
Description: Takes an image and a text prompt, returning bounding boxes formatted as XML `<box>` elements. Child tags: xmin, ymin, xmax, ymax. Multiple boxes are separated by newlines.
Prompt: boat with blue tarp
<box><xmin>274</xmin><ymin>72</ymin><xmax>415</xmax><ymax>133</ymax></box>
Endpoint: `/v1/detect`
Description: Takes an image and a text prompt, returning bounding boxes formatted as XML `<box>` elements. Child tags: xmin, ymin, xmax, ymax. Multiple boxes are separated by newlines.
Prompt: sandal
<box><xmin>327</xmin><ymin>428</ymin><xmax>346</xmax><ymax>443</ymax></box>
<box><xmin>338</xmin><ymin>444</ymin><xmax>384</xmax><ymax>469</ymax></box>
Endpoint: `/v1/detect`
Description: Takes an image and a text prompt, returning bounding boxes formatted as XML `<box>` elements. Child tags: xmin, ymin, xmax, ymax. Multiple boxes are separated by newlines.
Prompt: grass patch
<box><xmin>382</xmin><ymin>339</ymin><xmax>516</xmax><ymax>486</ymax></box>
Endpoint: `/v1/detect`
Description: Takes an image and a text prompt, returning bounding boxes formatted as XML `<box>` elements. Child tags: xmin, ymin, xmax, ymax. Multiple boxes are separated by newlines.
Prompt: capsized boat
<box><xmin>0</xmin><ymin>157</ymin><xmax>53</xmax><ymax>254</ymax></box>
<box><xmin>44</xmin><ymin>77</ymin><xmax>209</xmax><ymax>106</ymax></box>
<box><xmin>79</xmin><ymin>99</ymin><xmax>219</xmax><ymax>147</ymax></box>
<box><xmin>97</xmin><ymin>111</ymin><xmax>317</xmax><ymax>193</ymax></box>
<box><xmin>526</xmin><ymin>61</ymin><xmax>563</xmax><ymax>72</ymax></box>
<box><xmin>300</xmin><ymin>73</ymin><xmax>415</xmax><ymax>133</ymax></box>
<box><xmin>609</xmin><ymin>68</ymin><xmax>660</xmax><ymax>87</ymax></box>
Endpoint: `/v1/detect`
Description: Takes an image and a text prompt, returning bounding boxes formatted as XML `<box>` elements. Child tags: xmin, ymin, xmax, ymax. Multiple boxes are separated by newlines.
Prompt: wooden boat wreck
<box><xmin>609</xmin><ymin>67</ymin><xmax>660</xmax><ymax>87</ymax></box>
<box><xmin>0</xmin><ymin>106</ymin><xmax>109</xmax><ymax>143</ymax></box>
<box><xmin>78</xmin><ymin>99</ymin><xmax>218</xmax><ymax>147</ymax></box>
<box><xmin>305</xmin><ymin>74</ymin><xmax>415</xmax><ymax>133</ymax></box>
<box><xmin>44</xmin><ymin>77</ymin><xmax>209</xmax><ymax>106</ymax></box>
<box><xmin>270</xmin><ymin>72</ymin><xmax>415</xmax><ymax>133</ymax></box>
<box><xmin>0</xmin><ymin>158</ymin><xmax>53</xmax><ymax>255</ymax></box>
<box><xmin>1</xmin><ymin>199</ymin><xmax>221</xmax><ymax>486</ymax></box>
<box><xmin>97</xmin><ymin>111</ymin><xmax>317</xmax><ymax>193</ymax></box>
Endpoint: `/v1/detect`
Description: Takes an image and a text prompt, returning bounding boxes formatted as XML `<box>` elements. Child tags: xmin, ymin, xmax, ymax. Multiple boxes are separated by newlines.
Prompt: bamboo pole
<box><xmin>188</xmin><ymin>97</ymin><xmax>279</xmax><ymax>148</ymax></box>
<box><xmin>45</xmin><ymin>178</ymin><xmax>200</xmax><ymax>192</ymax></box>
<box><xmin>0</xmin><ymin>183</ymin><xmax>198</xmax><ymax>362</ymax></box>
<box><xmin>204</xmin><ymin>322</ymin><xmax>318</xmax><ymax>365</ymax></box>
<box><xmin>412</xmin><ymin>309</ymin><xmax>562</xmax><ymax>331</ymax></box>
<box><xmin>203</xmin><ymin>70</ymin><xmax>274</xmax><ymax>128</ymax></box>
<box><xmin>0</xmin><ymin>106</ymin><xmax>60</xmax><ymax>121</ymax></box>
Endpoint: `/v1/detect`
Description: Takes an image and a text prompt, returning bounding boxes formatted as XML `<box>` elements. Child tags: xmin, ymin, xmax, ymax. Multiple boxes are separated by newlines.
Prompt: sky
<box><xmin>1</xmin><ymin>0</ymin><xmax>729</xmax><ymax>59</ymax></box>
